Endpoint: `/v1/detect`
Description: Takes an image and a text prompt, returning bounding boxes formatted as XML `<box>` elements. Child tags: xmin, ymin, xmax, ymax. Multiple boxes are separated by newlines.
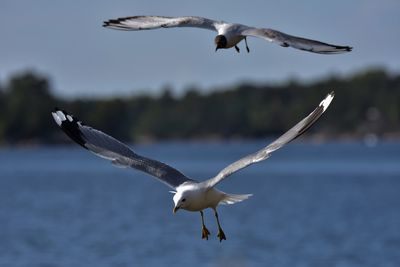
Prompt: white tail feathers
<box><xmin>220</xmin><ymin>193</ymin><xmax>252</xmax><ymax>205</ymax></box>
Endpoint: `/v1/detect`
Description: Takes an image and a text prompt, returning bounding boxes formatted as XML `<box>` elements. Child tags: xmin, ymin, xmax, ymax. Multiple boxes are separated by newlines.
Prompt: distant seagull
<box><xmin>103</xmin><ymin>16</ymin><xmax>352</xmax><ymax>54</ymax></box>
<box><xmin>52</xmin><ymin>92</ymin><xmax>334</xmax><ymax>241</ymax></box>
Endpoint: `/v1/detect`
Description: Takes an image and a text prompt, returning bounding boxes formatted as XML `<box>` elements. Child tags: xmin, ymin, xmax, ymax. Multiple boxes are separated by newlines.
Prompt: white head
<box><xmin>172</xmin><ymin>190</ymin><xmax>189</xmax><ymax>214</ymax></box>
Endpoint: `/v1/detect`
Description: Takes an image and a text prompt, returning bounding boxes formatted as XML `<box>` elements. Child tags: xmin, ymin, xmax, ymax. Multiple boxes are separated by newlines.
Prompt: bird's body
<box><xmin>174</xmin><ymin>183</ymin><xmax>221</xmax><ymax>212</ymax></box>
<box><xmin>103</xmin><ymin>15</ymin><xmax>352</xmax><ymax>54</ymax></box>
<box><xmin>216</xmin><ymin>23</ymin><xmax>246</xmax><ymax>48</ymax></box>
<box><xmin>173</xmin><ymin>182</ymin><xmax>251</xmax><ymax>212</ymax></box>
<box><xmin>52</xmin><ymin>92</ymin><xmax>334</xmax><ymax>241</ymax></box>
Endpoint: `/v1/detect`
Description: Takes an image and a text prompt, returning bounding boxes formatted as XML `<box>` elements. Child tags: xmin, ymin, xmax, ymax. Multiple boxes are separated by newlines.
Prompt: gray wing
<box><xmin>103</xmin><ymin>16</ymin><xmax>219</xmax><ymax>32</ymax></box>
<box><xmin>52</xmin><ymin>109</ymin><xmax>194</xmax><ymax>189</ymax></box>
<box><xmin>241</xmin><ymin>27</ymin><xmax>352</xmax><ymax>54</ymax></box>
<box><xmin>203</xmin><ymin>91</ymin><xmax>334</xmax><ymax>188</ymax></box>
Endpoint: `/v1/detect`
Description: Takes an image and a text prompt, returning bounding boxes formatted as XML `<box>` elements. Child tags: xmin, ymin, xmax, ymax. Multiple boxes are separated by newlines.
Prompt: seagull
<box><xmin>103</xmin><ymin>16</ymin><xmax>352</xmax><ymax>54</ymax></box>
<box><xmin>52</xmin><ymin>91</ymin><xmax>334</xmax><ymax>241</ymax></box>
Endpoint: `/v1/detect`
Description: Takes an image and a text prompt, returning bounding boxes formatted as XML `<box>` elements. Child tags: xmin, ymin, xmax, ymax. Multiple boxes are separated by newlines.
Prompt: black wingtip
<box><xmin>52</xmin><ymin>108</ymin><xmax>87</xmax><ymax>149</ymax></box>
<box><xmin>335</xmin><ymin>45</ymin><xmax>352</xmax><ymax>52</ymax></box>
<box><xmin>103</xmin><ymin>19</ymin><xmax>120</xmax><ymax>27</ymax></box>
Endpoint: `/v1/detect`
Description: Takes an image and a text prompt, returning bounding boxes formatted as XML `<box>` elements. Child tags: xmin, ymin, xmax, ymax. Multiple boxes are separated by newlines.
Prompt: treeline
<box><xmin>0</xmin><ymin>68</ymin><xmax>399</xmax><ymax>145</ymax></box>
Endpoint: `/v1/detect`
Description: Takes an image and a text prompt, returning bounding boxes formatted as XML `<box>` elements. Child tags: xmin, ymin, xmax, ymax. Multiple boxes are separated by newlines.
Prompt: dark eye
<box><xmin>182</xmin><ymin>198</ymin><xmax>186</xmax><ymax>202</ymax></box>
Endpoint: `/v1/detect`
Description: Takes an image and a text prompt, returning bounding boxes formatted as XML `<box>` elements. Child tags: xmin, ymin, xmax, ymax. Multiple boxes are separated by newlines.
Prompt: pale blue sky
<box><xmin>1</xmin><ymin>0</ymin><xmax>399</xmax><ymax>98</ymax></box>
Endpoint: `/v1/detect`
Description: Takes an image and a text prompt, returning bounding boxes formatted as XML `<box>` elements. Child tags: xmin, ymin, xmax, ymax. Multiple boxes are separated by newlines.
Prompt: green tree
<box><xmin>4</xmin><ymin>71</ymin><xmax>57</xmax><ymax>143</ymax></box>
<box><xmin>0</xmin><ymin>68</ymin><xmax>399</xmax><ymax>144</ymax></box>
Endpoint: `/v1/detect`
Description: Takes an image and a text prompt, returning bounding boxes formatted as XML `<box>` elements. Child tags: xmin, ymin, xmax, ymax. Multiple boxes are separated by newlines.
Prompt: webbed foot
<box><xmin>202</xmin><ymin>226</ymin><xmax>211</xmax><ymax>240</ymax></box>
<box><xmin>217</xmin><ymin>227</ymin><xmax>226</xmax><ymax>242</ymax></box>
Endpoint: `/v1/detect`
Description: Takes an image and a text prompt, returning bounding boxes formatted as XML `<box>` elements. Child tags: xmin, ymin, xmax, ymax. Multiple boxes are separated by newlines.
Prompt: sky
<box><xmin>1</xmin><ymin>0</ymin><xmax>399</xmax><ymax>98</ymax></box>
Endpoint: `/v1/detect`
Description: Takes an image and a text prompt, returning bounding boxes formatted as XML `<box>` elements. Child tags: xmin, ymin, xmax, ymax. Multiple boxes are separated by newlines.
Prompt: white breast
<box><xmin>218</xmin><ymin>24</ymin><xmax>246</xmax><ymax>48</ymax></box>
<box><xmin>181</xmin><ymin>186</ymin><xmax>225</xmax><ymax>212</ymax></box>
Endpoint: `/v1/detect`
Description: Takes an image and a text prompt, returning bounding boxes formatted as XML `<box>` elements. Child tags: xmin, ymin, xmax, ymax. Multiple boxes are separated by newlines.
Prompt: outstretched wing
<box><xmin>103</xmin><ymin>16</ymin><xmax>219</xmax><ymax>32</ymax></box>
<box><xmin>203</xmin><ymin>91</ymin><xmax>334</xmax><ymax>188</ymax></box>
<box><xmin>52</xmin><ymin>109</ymin><xmax>194</xmax><ymax>189</ymax></box>
<box><xmin>241</xmin><ymin>28</ymin><xmax>352</xmax><ymax>54</ymax></box>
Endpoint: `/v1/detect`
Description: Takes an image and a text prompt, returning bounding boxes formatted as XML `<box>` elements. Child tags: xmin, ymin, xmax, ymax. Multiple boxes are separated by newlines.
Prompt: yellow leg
<box><xmin>200</xmin><ymin>211</ymin><xmax>210</xmax><ymax>240</ymax></box>
<box><xmin>214</xmin><ymin>209</ymin><xmax>226</xmax><ymax>242</ymax></box>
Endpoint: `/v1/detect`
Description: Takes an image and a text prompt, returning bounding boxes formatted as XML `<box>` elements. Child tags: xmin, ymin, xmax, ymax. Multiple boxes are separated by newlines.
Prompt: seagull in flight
<box><xmin>103</xmin><ymin>16</ymin><xmax>352</xmax><ymax>54</ymax></box>
<box><xmin>52</xmin><ymin>92</ymin><xmax>334</xmax><ymax>241</ymax></box>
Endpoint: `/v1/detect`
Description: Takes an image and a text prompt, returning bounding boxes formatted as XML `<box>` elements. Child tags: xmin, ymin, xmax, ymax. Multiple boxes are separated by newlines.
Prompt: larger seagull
<box><xmin>52</xmin><ymin>92</ymin><xmax>334</xmax><ymax>241</ymax></box>
<box><xmin>103</xmin><ymin>16</ymin><xmax>352</xmax><ymax>54</ymax></box>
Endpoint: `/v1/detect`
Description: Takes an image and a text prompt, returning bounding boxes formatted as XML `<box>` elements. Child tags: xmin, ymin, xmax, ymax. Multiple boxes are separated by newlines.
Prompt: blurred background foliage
<box><xmin>0</xmin><ymin>68</ymin><xmax>399</xmax><ymax>145</ymax></box>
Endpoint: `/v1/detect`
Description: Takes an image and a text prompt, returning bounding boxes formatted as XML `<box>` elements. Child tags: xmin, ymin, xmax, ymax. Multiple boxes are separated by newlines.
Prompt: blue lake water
<box><xmin>0</xmin><ymin>140</ymin><xmax>399</xmax><ymax>267</ymax></box>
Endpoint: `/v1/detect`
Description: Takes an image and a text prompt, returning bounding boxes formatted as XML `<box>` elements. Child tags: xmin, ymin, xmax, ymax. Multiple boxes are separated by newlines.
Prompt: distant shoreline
<box><xmin>1</xmin><ymin>133</ymin><xmax>399</xmax><ymax>149</ymax></box>
<box><xmin>1</xmin><ymin>68</ymin><xmax>399</xmax><ymax>146</ymax></box>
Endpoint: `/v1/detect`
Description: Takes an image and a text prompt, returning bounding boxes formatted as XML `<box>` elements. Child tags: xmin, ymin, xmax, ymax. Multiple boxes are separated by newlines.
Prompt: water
<box><xmin>0</xmin><ymin>140</ymin><xmax>399</xmax><ymax>267</ymax></box>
